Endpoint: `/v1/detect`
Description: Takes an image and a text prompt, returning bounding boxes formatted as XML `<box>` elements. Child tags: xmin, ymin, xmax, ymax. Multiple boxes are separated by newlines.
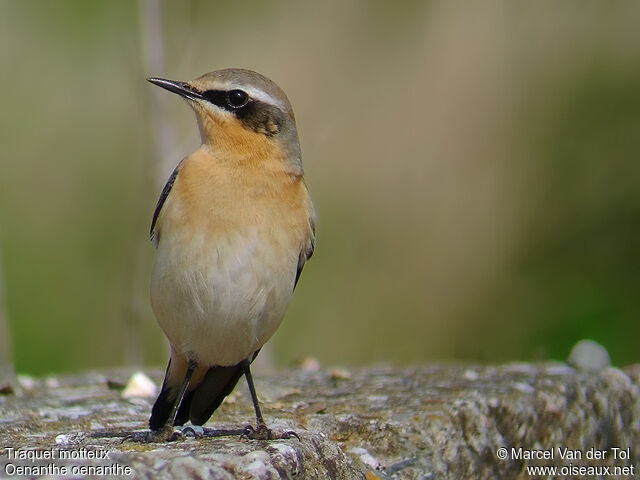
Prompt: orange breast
<box><xmin>158</xmin><ymin>145</ymin><xmax>313</xmax><ymax>254</ymax></box>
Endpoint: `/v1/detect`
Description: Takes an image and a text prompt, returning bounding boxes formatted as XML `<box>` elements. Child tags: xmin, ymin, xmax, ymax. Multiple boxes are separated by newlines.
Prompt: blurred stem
<box><xmin>0</xmin><ymin>242</ymin><xmax>17</xmax><ymax>392</ymax></box>
<box><xmin>123</xmin><ymin>0</ymin><xmax>177</xmax><ymax>367</ymax></box>
<box><xmin>140</xmin><ymin>0</ymin><xmax>178</xmax><ymax>177</ymax></box>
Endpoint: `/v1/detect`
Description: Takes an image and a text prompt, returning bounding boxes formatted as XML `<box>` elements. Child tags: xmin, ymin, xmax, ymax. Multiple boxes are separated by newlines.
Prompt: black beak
<box><xmin>147</xmin><ymin>77</ymin><xmax>203</xmax><ymax>101</ymax></box>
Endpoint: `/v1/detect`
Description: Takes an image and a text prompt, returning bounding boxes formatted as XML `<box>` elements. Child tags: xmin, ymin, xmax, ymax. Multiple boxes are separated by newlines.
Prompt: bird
<box><xmin>145</xmin><ymin>68</ymin><xmax>315</xmax><ymax>440</ymax></box>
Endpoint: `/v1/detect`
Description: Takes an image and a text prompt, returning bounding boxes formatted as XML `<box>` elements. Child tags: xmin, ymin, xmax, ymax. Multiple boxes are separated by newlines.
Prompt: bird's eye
<box><xmin>227</xmin><ymin>89</ymin><xmax>249</xmax><ymax>109</ymax></box>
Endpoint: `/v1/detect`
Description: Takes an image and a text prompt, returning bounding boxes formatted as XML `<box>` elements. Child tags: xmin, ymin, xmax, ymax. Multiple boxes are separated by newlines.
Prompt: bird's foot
<box><xmin>278</xmin><ymin>429</ymin><xmax>301</xmax><ymax>440</ymax></box>
<box><xmin>240</xmin><ymin>424</ymin><xmax>300</xmax><ymax>441</ymax></box>
<box><xmin>241</xmin><ymin>423</ymin><xmax>272</xmax><ymax>440</ymax></box>
<box><xmin>182</xmin><ymin>425</ymin><xmax>248</xmax><ymax>438</ymax></box>
<box><xmin>180</xmin><ymin>425</ymin><xmax>204</xmax><ymax>438</ymax></box>
<box><xmin>122</xmin><ymin>425</ymin><xmax>186</xmax><ymax>443</ymax></box>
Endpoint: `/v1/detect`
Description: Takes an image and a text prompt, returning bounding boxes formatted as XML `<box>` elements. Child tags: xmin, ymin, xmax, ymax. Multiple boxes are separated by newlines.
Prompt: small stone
<box><xmin>463</xmin><ymin>369</ymin><xmax>479</xmax><ymax>381</ymax></box>
<box><xmin>122</xmin><ymin>372</ymin><xmax>157</xmax><ymax>399</ymax></box>
<box><xmin>55</xmin><ymin>432</ymin><xmax>86</xmax><ymax>447</ymax></box>
<box><xmin>300</xmin><ymin>357</ymin><xmax>320</xmax><ymax>372</ymax></box>
<box><xmin>567</xmin><ymin>339</ymin><xmax>611</xmax><ymax>372</ymax></box>
<box><xmin>45</xmin><ymin>376</ymin><xmax>60</xmax><ymax>388</ymax></box>
<box><xmin>350</xmin><ymin>447</ymin><xmax>380</xmax><ymax>469</ymax></box>
<box><xmin>17</xmin><ymin>375</ymin><xmax>37</xmax><ymax>390</ymax></box>
<box><xmin>330</xmin><ymin>368</ymin><xmax>351</xmax><ymax>380</ymax></box>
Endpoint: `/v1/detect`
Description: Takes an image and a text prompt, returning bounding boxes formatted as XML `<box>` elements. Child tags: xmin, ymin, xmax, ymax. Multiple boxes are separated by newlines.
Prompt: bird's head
<box><xmin>148</xmin><ymin>68</ymin><xmax>301</xmax><ymax>174</ymax></box>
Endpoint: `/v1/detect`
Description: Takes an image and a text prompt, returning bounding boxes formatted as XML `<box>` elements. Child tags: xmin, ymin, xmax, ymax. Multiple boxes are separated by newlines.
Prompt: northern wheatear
<box><xmin>145</xmin><ymin>69</ymin><xmax>315</xmax><ymax>440</ymax></box>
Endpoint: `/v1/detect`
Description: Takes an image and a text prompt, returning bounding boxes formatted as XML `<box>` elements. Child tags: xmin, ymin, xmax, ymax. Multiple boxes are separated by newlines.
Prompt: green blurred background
<box><xmin>0</xmin><ymin>1</ymin><xmax>638</xmax><ymax>376</ymax></box>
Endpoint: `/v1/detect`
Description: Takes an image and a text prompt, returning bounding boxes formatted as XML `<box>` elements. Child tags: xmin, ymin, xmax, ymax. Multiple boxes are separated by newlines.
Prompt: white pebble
<box><xmin>122</xmin><ymin>372</ymin><xmax>157</xmax><ymax>399</ymax></box>
<box><xmin>567</xmin><ymin>340</ymin><xmax>611</xmax><ymax>372</ymax></box>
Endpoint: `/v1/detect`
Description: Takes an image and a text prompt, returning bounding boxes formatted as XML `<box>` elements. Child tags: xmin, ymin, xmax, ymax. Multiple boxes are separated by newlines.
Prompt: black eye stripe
<box><xmin>199</xmin><ymin>89</ymin><xmax>284</xmax><ymax>137</ymax></box>
<box><xmin>201</xmin><ymin>90</ymin><xmax>230</xmax><ymax>109</ymax></box>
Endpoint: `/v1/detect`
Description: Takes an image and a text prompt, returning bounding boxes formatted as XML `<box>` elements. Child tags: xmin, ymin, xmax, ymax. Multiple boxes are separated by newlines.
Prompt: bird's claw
<box><xmin>280</xmin><ymin>430</ymin><xmax>300</xmax><ymax>440</ymax></box>
<box><xmin>181</xmin><ymin>425</ymin><xmax>204</xmax><ymax>438</ymax></box>
<box><xmin>240</xmin><ymin>424</ymin><xmax>300</xmax><ymax>441</ymax></box>
<box><xmin>167</xmin><ymin>429</ymin><xmax>187</xmax><ymax>442</ymax></box>
<box><xmin>121</xmin><ymin>430</ymin><xmax>153</xmax><ymax>444</ymax></box>
<box><xmin>240</xmin><ymin>424</ymin><xmax>272</xmax><ymax>440</ymax></box>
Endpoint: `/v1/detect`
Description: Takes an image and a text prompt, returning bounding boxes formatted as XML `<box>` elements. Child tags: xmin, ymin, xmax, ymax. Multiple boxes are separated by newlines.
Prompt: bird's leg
<box><xmin>240</xmin><ymin>359</ymin><xmax>271</xmax><ymax>440</ymax></box>
<box><xmin>238</xmin><ymin>360</ymin><xmax>299</xmax><ymax>441</ymax></box>
<box><xmin>168</xmin><ymin>359</ymin><xmax>197</xmax><ymax>427</ymax></box>
<box><xmin>124</xmin><ymin>360</ymin><xmax>197</xmax><ymax>443</ymax></box>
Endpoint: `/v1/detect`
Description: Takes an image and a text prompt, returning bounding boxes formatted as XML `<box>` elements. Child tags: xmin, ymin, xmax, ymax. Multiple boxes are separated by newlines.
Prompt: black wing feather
<box><xmin>186</xmin><ymin>364</ymin><xmax>245</xmax><ymax>426</ymax></box>
<box><xmin>294</xmin><ymin>218</ymin><xmax>316</xmax><ymax>290</ymax></box>
<box><xmin>178</xmin><ymin>349</ymin><xmax>262</xmax><ymax>427</ymax></box>
<box><xmin>149</xmin><ymin>358</ymin><xmax>174</xmax><ymax>430</ymax></box>
<box><xmin>150</xmin><ymin>166</ymin><xmax>179</xmax><ymax>241</ymax></box>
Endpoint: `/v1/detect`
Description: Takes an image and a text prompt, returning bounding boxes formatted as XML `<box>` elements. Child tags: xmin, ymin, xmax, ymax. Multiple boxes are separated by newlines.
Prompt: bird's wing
<box><xmin>150</xmin><ymin>166</ymin><xmax>179</xmax><ymax>246</ymax></box>
<box><xmin>148</xmin><ymin>357</ymin><xmax>177</xmax><ymax>430</ymax></box>
<box><xmin>294</xmin><ymin>208</ymin><xmax>316</xmax><ymax>290</ymax></box>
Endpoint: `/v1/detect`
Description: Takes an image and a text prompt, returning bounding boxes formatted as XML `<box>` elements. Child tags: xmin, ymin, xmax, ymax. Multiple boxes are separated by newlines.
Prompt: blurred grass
<box><xmin>0</xmin><ymin>0</ymin><xmax>639</xmax><ymax>374</ymax></box>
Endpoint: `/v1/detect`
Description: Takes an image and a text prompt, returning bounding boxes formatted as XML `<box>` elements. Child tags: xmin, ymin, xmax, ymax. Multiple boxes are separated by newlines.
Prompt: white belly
<box><xmin>150</xmin><ymin>226</ymin><xmax>297</xmax><ymax>366</ymax></box>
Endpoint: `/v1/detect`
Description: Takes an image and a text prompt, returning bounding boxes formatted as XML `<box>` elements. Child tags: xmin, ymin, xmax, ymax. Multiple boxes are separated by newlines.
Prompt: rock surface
<box><xmin>1</xmin><ymin>363</ymin><xmax>639</xmax><ymax>479</ymax></box>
